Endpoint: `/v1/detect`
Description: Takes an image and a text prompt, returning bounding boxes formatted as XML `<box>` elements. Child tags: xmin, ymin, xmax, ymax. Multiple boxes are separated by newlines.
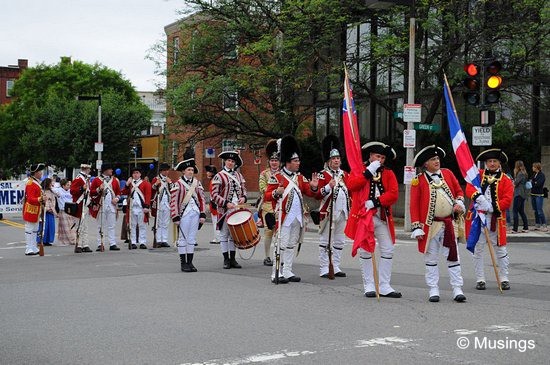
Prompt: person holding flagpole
<box><xmin>346</xmin><ymin>142</ymin><xmax>401</xmax><ymax>298</ymax></box>
<box><xmin>465</xmin><ymin>149</ymin><xmax>513</xmax><ymax>291</ymax></box>
<box><xmin>410</xmin><ymin>146</ymin><xmax>467</xmax><ymax>303</ymax></box>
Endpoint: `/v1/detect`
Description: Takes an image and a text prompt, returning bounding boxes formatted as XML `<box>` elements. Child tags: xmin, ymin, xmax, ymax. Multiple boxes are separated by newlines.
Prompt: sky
<box><xmin>3</xmin><ymin>0</ymin><xmax>191</xmax><ymax>91</ymax></box>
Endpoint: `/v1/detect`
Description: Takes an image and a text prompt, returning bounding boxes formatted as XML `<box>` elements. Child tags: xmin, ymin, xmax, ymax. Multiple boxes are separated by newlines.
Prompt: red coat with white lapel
<box><xmin>345</xmin><ymin>166</ymin><xmax>399</xmax><ymax>243</ymax></box>
<box><xmin>89</xmin><ymin>175</ymin><xmax>121</xmax><ymax>218</ymax></box>
<box><xmin>210</xmin><ymin>169</ymin><xmax>247</xmax><ymax>220</ymax></box>
<box><xmin>465</xmin><ymin>169</ymin><xmax>513</xmax><ymax>246</ymax></box>
<box><xmin>265</xmin><ymin>169</ymin><xmax>318</xmax><ymax>229</ymax></box>
<box><xmin>410</xmin><ymin>168</ymin><xmax>464</xmax><ymax>254</ymax></box>
<box><xmin>121</xmin><ymin>179</ymin><xmax>152</xmax><ymax>223</ymax></box>
<box><xmin>170</xmin><ymin>178</ymin><xmax>206</xmax><ymax>220</ymax></box>
<box><xmin>23</xmin><ymin>178</ymin><xmax>43</xmax><ymax>223</ymax></box>
<box><xmin>70</xmin><ymin>173</ymin><xmax>89</xmax><ymax>218</ymax></box>
<box><xmin>315</xmin><ymin>169</ymin><xmax>350</xmax><ymax>222</ymax></box>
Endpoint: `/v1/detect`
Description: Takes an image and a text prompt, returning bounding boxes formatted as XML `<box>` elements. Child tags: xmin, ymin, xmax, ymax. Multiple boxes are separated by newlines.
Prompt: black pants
<box><xmin>513</xmin><ymin>195</ymin><xmax>528</xmax><ymax>231</ymax></box>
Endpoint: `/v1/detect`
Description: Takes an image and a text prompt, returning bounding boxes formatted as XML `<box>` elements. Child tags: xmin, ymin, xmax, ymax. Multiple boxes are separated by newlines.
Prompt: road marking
<box><xmin>454</xmin><ymin>329</ymin><xmax>478</xmax><ymax>335</ymax></box>
<box><xmin>1</xmin><ymin>219</ymin><xmax>25</xmax><ymax>228</ymax></box>
<box><xmin>179</xmin><ymin>336</ymin><xmax>415</xmax><ymax>365</ymax></box>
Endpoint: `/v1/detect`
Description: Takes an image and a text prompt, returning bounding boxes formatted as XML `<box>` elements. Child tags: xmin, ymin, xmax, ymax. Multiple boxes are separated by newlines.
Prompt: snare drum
<box><xmin>226</xmin><ymin>209</ymin><xmax>260</xmax><ymax>250</ymax></box>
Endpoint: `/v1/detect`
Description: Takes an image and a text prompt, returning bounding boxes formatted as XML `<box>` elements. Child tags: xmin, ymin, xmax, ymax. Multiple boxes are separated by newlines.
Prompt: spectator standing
<box><xmin>53</xmin><ymin>179</ymin><xmax>76</xmax><ymax>245</ymax></box>
<box><xmin>530</xmin><ymin>162</ymin><xmax>547</xmax><ymax>231</ymax></box>
<box><xmin>39</xmin><ymin>178</ymin><xmax>57</xmax><ymax>246</ymax></box>
<box><xmin>512</xmin><ymin>160</ymin><xmax>529</xmax><ymax>233</ymax></box>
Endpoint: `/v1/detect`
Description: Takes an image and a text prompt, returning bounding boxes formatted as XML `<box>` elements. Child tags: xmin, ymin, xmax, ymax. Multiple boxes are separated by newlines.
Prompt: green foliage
<box><xmin>0</xmin><ymin>59</ymin><xmax>150</xmax><ymax>174</ymax></box>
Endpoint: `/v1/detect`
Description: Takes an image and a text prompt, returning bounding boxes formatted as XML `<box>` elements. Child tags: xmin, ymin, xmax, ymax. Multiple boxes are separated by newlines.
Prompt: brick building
<box><xmin>0</xmin><ymin>59</ymin><xmax>28</xmax><ymax>105</ymax></box>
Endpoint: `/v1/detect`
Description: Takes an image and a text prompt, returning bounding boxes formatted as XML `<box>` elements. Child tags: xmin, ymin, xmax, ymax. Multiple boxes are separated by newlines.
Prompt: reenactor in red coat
<box><xmin>23</xmin><ymin>163</ymin><xmax>44</xmax><ymax>255</ymax></box>
<box><xmin>210</xmin><ymin>151</ymin><xmax>248</xmax><ymax>269</ymax></box>
<box><xmin>70</xmin><ymin>163</ymin><xmax>93</xmax><ymax>253</ymax></box>
<box><xmin>265</xmin><ymin>135</ymin><xmax>319</xmax><ymax>284</ymax></box>
<box><xmin>89</xmin><ymin>163</ymin><xmax>121</xmax><ymax>251</ymax></box>
<box><xmin>465</xmin><ymin>149</ymin><xmax>514</xmax><ymax>291</ymax></box>
<box><xmin>151</xmin><ymin>163</ymin><xmax>173</xmax><ymax>248</ymax></box>
<box><xmin>121</xmin><ymin>167</ymin><xmax>152</xmax><ymax>249</ymax></box>
<box><xmin>346</xmin><ymin>142</ymin><xmax>401</xmax><ymax>298</ymax></box>
<box><xmin>315</xmin><ymin>135</ymin><xmax>350</xmax><ymax>278</ymax></box>
<box><xmin>170</xmin><ymin>158</ymin><xmax>206</xmax><ymax>272</ymax></box>
<box><xmin>410</xmin><ymin>146</ymin><xmax>466</xmax><ymax>303</ymax></box>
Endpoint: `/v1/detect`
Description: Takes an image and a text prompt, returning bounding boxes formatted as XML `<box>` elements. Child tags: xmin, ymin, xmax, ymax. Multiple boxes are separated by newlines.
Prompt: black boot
<box><xmin>229</xmin><ymin>250</ymin><xmax>242</xmax><ymax>268</ymax></box>
<box><xmin>223</xmin><ymin>252</ymin><xmax>231</xmax><ymax>269</ymax></box>
<box><xmin>180</xmin><ymin>254</ymin><xmax>191</xmax><ymax>272</ymax></box>
<box><xmin>187</xmin><ymin>253</ymin><xmax>197</xmax><ymax>272</ymax></box>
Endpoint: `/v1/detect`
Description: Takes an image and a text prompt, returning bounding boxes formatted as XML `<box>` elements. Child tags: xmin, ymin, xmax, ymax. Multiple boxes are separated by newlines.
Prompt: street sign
<box><xmin>205</xmin><ymin>147</ymin><xmax>215</xmax><ymax>158</ymax></box>
<box><xmin>249</xmin><ymin>143</ymin><xmax>264</xmax><ymax>150</ymax></box>
<box><xmin>472</xmin><ymin>126</ymin><xmax>492</xmax><ymax>146</ymax></box>
<box><xmin>94</xmin><ymin>142</ymin><xmax>104</xmax><ymax>152</ymax></box>
<box><xmin>403</xmin><ymin>166</ymin><xmax>416</xmax><ymax>185</ymax></box>
<box><xmin>413</xmin><ymin>123</ymin><xmax>440</xmax><ymax>132</ymax></box>
<box><xmin>403</xmin><ymin>104</ymin><xmax>422</xmax><ymax>123</ymax></box>
<box><xmin>403</xmin><ymin>129</ymin><xmax>416</xmax><ymax>148</ymax></box>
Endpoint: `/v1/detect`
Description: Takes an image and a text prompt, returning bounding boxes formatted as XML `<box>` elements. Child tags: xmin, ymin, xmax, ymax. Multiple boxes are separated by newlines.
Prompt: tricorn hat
<box><xmin>413</xmin><ymin>145</ymin><xmax>446</xmax><ymax>167</ymax></box>
<box><xmin>476</xmin><ymin>148</ymin><xmax>508</xmax><ymax>164</ymax></box>
<box><xmin>29</xmin><ymin>163</ymin><xmax>45</xmax><ymax>173</ymax></box>
<box><xmin>80</xmin><ymin>163</ymin><xmax>92</xmax><ymax>170</ymax></box>
<box><xmin>101</xmin><ymin>163</ymin><xmax>113</xmax><ymax>173</ymax></box>
<box><xmin>362</xmin><ymin>141</ymin><xmax>396</xmax><ymax>161</ymax></box>
<box><xmin>175</xmin><ymin>158</ymin><xmax>198</xmax><ymax>173</ymax></box>
<box><xmin>219</xmin><ymin>151</ymin><xmax>243</xmax><ymax>168</ymax></box>
<box><xmin>205</xmin><ymin>165</ymin><xmax>218</xmax><ymax>174</ymax></box>
<box><xmin>159</xmin><ymin>162</ymin><xmax>171</xmax><ymax>171</ymax></box>
<box><xmin>130</xmin><ymin>167</ymin><xmax>143</xmax><ymax>174</ymax></box>
<box><xmin>279</xmin><ymin>135</ymin><xmax>301</xmax><ymax>163</ymax></box>
<box><xmin>266</xmin><ymin>139</ymin><xmax>279</xmax><ymax>160</ymax></box>
<box><xmin>322</xmin><ymin>135</ymin><xmax>341</xmax><ymax>161</ymax></box>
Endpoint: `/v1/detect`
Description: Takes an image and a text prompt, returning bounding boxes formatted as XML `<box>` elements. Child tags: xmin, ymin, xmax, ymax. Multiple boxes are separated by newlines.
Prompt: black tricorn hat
<box><xmin>413</xmin><ymin>145</ymin><xmax>446</xmax><ymax>167</ymax></box>
<box><xmin>361</xmin><ymin>141</ymin><xmax>396</xmax><ymax>161</ymax></box>
<box><xmin>205</xmin><ymin>165</ymin><xmax>218</xmax><ymax>174</ymax></box>
<box><xmin>266</xmin><ymin>139</ymin><xmax>279</xmax><ymax>160</ymax></box>
<box><xmin>159</xmin><ymin>162</ymin><xmax>171</xmax><ymax>171</ymax></box>
<box><xmin>130</xmin><ymin>167</ymin><xmax>143</xmax><ymax>174</ymax></box>
<box><xmin>322</xmin><ymin>135</ymin><xmax>341</xmax><ymax>161</ymax></box>
<box><xmin>279</xmin><ymin>135</ymin><xmax>301</xmax><ymax>163</ymax></box>
<box><xmin>29</xmin><ymin>163</ymin><xmax>45</xmax><ymax>173</ymax></box>
<box><xmin>101</xmin><ymin>163</ymin><xmax>113</xmax><ymax>173</ymax></box>
<box><xmin>219</xmin><ymin>151</ymin><xmax>243</xmax><ymax>167</ymax></box>
<box><xmin>476</xmin><ymin>148</ymin><xmax>508</xmax><ymax>164</ymax></box>
<box><xmin>175</xmin><ymin>158</ymin><xmax>198</xmax><ymax>173</ymax></box>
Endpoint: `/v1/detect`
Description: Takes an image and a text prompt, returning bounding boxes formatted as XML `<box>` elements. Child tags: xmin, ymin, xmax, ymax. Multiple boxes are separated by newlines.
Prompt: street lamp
<box><xmin>77</xmin><ymin>95</ymin><xmax>102</xmax><ymax>170</ymax></box>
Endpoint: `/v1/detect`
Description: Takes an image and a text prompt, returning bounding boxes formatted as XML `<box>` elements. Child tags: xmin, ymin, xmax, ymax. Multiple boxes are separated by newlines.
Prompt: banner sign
<box><xmin>0</xmin><ymin>180</ymin><xmax>26</xmax><ymax>214</ymax></box>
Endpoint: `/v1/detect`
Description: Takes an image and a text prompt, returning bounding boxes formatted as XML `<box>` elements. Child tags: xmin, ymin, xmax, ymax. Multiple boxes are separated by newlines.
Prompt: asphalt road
<box><xmin>0</xmin><ymin>215</ymin><xmax>549</xmax><ymax>365</ymax></box>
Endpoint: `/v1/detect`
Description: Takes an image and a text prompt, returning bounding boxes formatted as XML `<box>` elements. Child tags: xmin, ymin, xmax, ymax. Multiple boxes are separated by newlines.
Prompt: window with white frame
<box><xmin>173</xmin><ymin>37</ymin><xmax>180</xmax><ymax>64</ymax></box>
<box><xmin>6</xmin><ymin>80</ymin><xmax>14</xmax><ymax>97</ymax></box>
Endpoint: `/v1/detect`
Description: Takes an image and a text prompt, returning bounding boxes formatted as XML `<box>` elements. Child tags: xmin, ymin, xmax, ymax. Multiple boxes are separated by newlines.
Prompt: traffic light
<box><xmin>485</xmin><ymin>60</ymin><xmax>502</xmax><ymax>104</ymax></box>
<box><xmin>463</xmin><ymin>63</ymin><xmax>480</xmax><ymax>106</ymax></box>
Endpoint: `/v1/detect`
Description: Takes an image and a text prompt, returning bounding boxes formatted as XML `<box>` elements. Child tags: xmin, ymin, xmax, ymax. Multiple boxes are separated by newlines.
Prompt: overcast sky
<box><xmin>3</xmin><ymin>0</ymin><xmax>190</xmax><ymax>91</ymax></box>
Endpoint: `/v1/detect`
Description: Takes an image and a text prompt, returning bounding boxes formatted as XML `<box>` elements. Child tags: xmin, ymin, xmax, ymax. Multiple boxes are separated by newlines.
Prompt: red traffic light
<box><xmin>464</xmin><ymin>63</ymin><xmax>479</xmax><ymax>77</ymax></box>
<box><xmin>487</xmin><ymin>60</ymin><xmax>502</xmax><ymax>75</ymax></box>
<box><xmin>463</xmin><ymin>77</ymin><xmax>480</xmax><ymax>90</ymax></box>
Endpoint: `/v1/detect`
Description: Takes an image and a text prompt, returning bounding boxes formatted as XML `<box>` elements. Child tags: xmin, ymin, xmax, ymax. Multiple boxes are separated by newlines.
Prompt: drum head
<box><xmin>227</xmin><ymin>210</ymin><xmax>252</xmax><ymax>226</ymax></box>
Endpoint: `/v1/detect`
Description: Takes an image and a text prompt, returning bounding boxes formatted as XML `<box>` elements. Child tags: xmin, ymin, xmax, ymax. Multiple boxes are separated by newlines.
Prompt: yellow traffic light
<box><xmin>487</xmin><ymin>75</ymin><xmax>502</xmax><ymax>89</ymax></box>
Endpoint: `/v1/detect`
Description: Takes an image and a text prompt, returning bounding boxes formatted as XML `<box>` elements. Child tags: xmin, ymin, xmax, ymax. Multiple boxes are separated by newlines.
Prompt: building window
<box><xmin>173</xmin><ymin>37</ymin><xmax>180</xmax><ymax>64</ymax></box>
<box><xmin>223</xmin><ymin>34</ymin><xmax>238</xmax><ymax>59</ymax></box>
<box><xmin>223</xmin><ymin>89</ymin><xmax>239</xmax><ymax>111</ymax></box>
<box><xmin>6</xmin><ymin>80</ymin><xmax>14</xmax><ymax>97</ymax></box>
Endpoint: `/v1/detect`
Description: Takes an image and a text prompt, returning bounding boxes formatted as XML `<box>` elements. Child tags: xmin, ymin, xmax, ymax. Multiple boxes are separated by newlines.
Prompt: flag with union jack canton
<box><xmin>443</xmin><ymin>75</ymin><xmax>484</xmax><ymax>253</ymax></box>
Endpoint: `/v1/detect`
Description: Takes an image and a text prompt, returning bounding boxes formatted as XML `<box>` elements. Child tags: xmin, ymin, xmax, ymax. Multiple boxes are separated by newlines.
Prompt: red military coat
<box><xmin>70</xmin><ymin>173</ymin><xmax>89</xmax><ymax>219</ymax></box>
<box><xmin>210</xmin><ymin>169</ymin><xmax>247</xmax><ymax>221</ymax></box>
<box><xmin>121</xmin><ymin>179</ymin><xmax>152</xmax><ymax>223</ymax></box>
<box><xmin>150</xmin><ymin>175</ymin><xmax>171</xmax><ymax>218</ymax></box>
<box><xmin>345</xmin><ymin>166</ymin><xmax>399</xmax><ymax>243</ymax></box>
<box><xmin>170</xmin><ymin>178</ymin><xmax>206</xmax><ymax>220</ymax></box>
<box><xmin>89</xmin><ymin>175</ymin><xmax>121</xmax><ymax>218</ymax></box>
<box><xmin>265</xmin><ymin>169</ymin><xmax>318</xmax><ymax>229</ymax></box>
<box><xmin>315</xmin><ymin>169</ymin><xmax>350</xmax><ymax>223</ymax></box>
<box><xmin>465</xmin><ymin>169</ymin><xmax>513</xmax><ymax>246</ymax></box>
<box><xmin>23</xmin><ymin>177</ymin><xmax>43</xmax><ymax>223</ymax></box>
<box><xmin>410</xmin><ymin>168</ymin><xmax>464</xmax><ymax>254</ymax></box>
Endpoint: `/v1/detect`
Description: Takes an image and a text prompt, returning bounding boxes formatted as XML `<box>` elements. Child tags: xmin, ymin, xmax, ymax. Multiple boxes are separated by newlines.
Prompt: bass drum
<box><xmin>226</xmin><ymin>209</ymin><xmax>260</xmax><ymax>250</ymax></box>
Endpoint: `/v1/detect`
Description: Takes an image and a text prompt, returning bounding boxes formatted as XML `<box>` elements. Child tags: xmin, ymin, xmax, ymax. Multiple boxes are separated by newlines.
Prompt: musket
<box><xmin>274</xmin><ymin>186</ymin><xmax>283</xmax><ymax>284</ymax></box>
<box><xmin>74</xmin><ymin>184</ymin><xmax>89</xmax><ymax>253</ymax></box>
<box><xmin>97</xmin><ymin>182</ymin><xmax>106</xmax><ymax>252</ymax></box>
<box><xmin>127</xmin><ymin>188</ymin><xmax>132</xmax><ymax>250</ymax></box>
<box><xmin>38</xmin><ymin>195</ymin><xmax>46</xmax><ymax>256</ymax></box>
<box><xmin>152</xmin><ymin>179</ymin><xmax>160</xmax><ymax>248</ymax></box>
<box><xmin>326</xmin><ymin>173</ymin><xmax>336</xmax><ymax>280</ymax></box>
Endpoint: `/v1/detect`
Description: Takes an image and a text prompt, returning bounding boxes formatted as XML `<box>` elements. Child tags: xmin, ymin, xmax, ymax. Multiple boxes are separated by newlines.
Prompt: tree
<box><xmin>0</xmin><ymin>58</ymin><xmax>151</xmax><ymax>174</ymax></box>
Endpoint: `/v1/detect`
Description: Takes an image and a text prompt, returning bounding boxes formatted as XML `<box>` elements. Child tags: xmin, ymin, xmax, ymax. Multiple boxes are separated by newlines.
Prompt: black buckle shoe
<box><xmin>287</xmin><ymin>276</ymin><xmax>301</xmax><ymax>282</ymax></box>
<box><xmin>74</xmin><ymin>247</ymin><xmax>83</xmax><ymax>253</ymax></box>
<box><xmin>476</xmin><ymin>281</ymin><xmax>486</xmax><ymax>290</ymax></box>
<box><xmin>263</xmin><ymin>257</ymin><xmax>273</xmax><ymax>266</ymax></box>
<box><xmin>131</xmin><ymin>244</ymin><xmax>138</xmax><ymax>249</ymax></box>
<box><xmin>501</xmin><ymin>281</ymin><xmax>510</xmax><ymax>290</ymax></box>
<box><xmin>161</xmin><ymin>242</ymin><xmax>171</xmax><ymax>248</ymax></box>
<box><xmin>96</xmin><ymin>246</ymin><xmax>103</xmax><ymax>252</ymax></box>
<box><xmin>272</xmin><ymin>277</ymin><xmax>289</xmax><ymax>284</ymax></box>
<box><xmin>110</xmin><ymin>245</ymin><xmax>120</xmax><ymax>251</ymax></box>
<box><xmin>139</xmin><ymin>244</ymin><xmax>147</xmax><ymax>249</ymax></box>
<box><xmin>223</xmin><ymin>259</ymin><xmax>231</xmax><ymax>269</ymax></box>
<box><xmin>454</xmin><ymin>294</ymin><xmax>467</xmax><ymax>302</ymax></box>
<box><xmin>320</xmin><ymin>273</ymin><xmax>329</xmax><ymax>278</ymax></box>
<box><xmin>334</xmin><ymin>271</ymin><xmax>347</xmax><ymax>277</ymax></box>
<box><xmin>364</xmin><ymin>291</ymin><xmax>376</xmax><ymax>298</ymax></box>
<box><xmin>229</xmin><ymin>260</ymin><xmax>242</xmax><ymax>269</ymax></box>
<box><xmin>429</xmin><ymin>295</ymin><xmax>440</xmax><ymax>302</ymax></box>
<box><xmin>381</xmin><ymin>291</ymin><xmax>402</xmax><ymax>298</ymax></box>
<box><xmin>82</xmin><ymin>246</ymin><xmax>93</xmax><ymax>253</ymax></box>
